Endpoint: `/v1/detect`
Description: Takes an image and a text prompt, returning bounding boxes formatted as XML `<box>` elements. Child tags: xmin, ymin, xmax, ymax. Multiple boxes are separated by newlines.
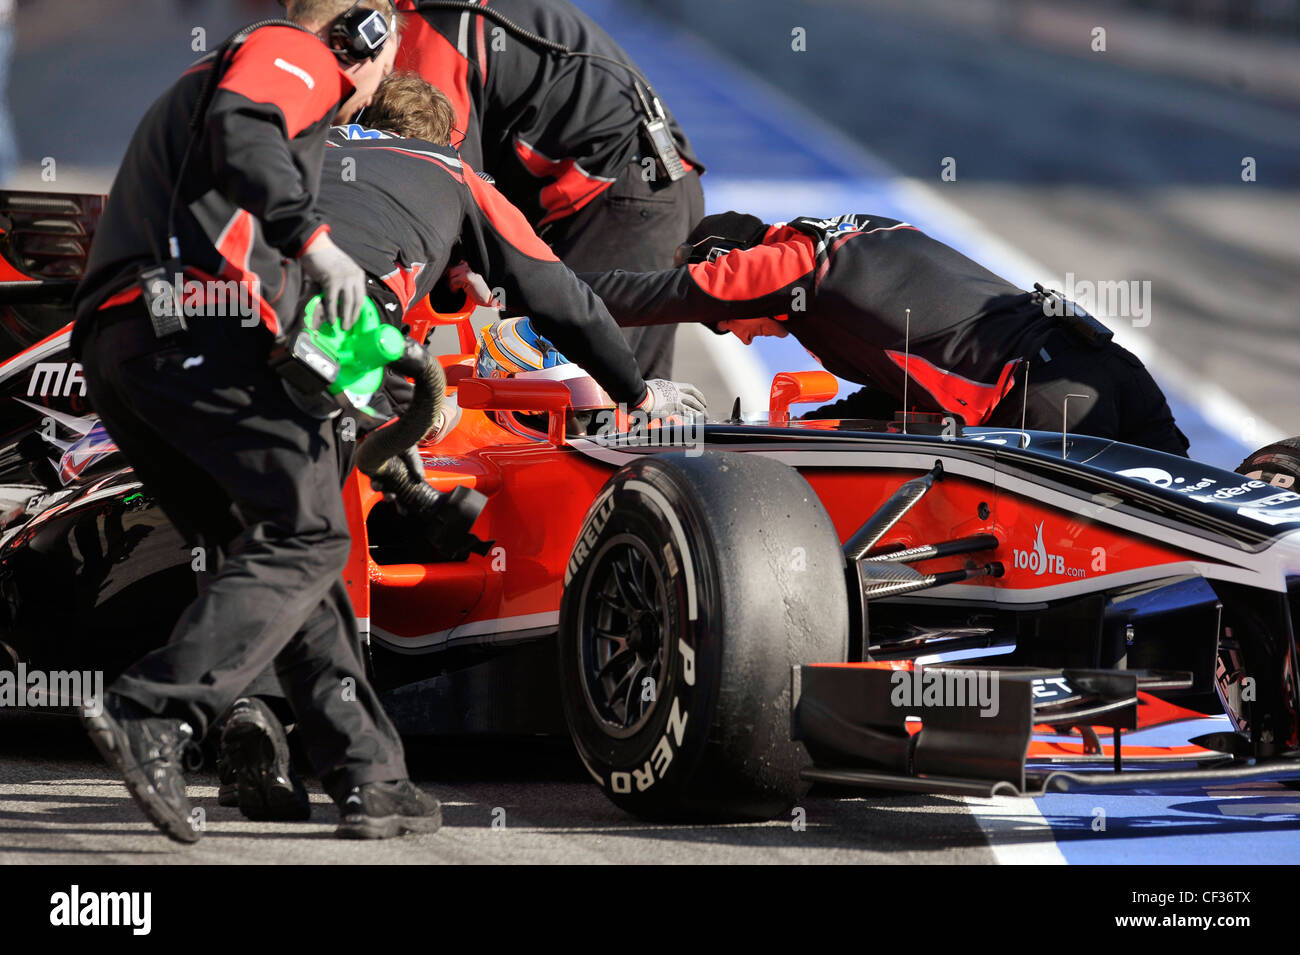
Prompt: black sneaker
<box><xmin>81</xmin><ymin>692</ymin><xmax>202</xmax><ymax>844</ymax></box>
<box><xmin>335</xmin><ymin>780</ymin><xmax>442</xmax><ymax>839</ymax></box>
<box><xmin>218</xmin><ymin>697</ymin><xmax>311</xmax><ymax>822</ymax></box>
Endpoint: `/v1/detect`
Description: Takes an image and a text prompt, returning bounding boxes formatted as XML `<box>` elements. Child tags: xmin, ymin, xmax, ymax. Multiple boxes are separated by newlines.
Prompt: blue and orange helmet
<box><xmin>475</xmin><ymin>317</ymin><xmax>570</xmax><ymax>378</ymax></box>
<box><xmin>475</xmin><ymin>318</ymin><xmax>615</xmax><ymax>423</ymax></box>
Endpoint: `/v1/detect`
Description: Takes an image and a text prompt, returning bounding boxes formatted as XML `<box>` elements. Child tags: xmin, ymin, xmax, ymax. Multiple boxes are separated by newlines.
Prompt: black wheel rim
<box><xmin>577</xmin><ymin>533</ymin><xmax>671</xmax><ymax>738</ymax></box>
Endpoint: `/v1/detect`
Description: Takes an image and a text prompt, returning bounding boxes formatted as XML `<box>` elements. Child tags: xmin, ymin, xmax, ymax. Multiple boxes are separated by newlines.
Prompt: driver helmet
<box><xmin>475</xmin><ymin>318</ymin><xmax>615</xmax><ymax>433</ymax></box>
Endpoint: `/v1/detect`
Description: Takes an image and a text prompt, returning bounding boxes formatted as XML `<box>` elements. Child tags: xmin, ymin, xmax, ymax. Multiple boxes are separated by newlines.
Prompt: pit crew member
<box><xmin>581</xmin><ymin>212</ymin><xmax>1189</xmax><ymax>456</ymax></box>
<box><xmin>317</xmin><ymin>72</ymin><xmax>705</xmax><ymax>422</ymax></box>
<box><xmin>71</xmin><ymin>0</ymin><xmax>442</xmax><ymax>843</ymax></box>
<box><xmin>393</xmin><ymin>0</ymin><xmax>706</xmax><ymax>381</ymax></box>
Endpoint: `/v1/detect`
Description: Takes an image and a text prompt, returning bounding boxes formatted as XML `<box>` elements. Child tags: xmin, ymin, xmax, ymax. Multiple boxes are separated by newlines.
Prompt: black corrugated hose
<box><xmin>356</xmin><ymin>341</ymin><xmax>490</xmax><ymax>560</ymax></box>
<box><xmin>356</xmin><ymin>340</ymin><xmax>445</xmax><ymax>500</ymax></box>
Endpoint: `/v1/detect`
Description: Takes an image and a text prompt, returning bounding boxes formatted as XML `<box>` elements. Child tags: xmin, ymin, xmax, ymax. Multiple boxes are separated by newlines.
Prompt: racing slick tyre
<box><xmin>1236</xmin><ymin>437</ymin><xmax>1300</xmax><ymax>490</ymax></box>
<box><xmin>1228</xmin><ymin>439</ymin><xmax>1299</xmax><ymax>770</ymax></box>
<box><xmin>558</xmin><ymin>450</ymin><xmax>848</xmax><ymax>822</ymax></box>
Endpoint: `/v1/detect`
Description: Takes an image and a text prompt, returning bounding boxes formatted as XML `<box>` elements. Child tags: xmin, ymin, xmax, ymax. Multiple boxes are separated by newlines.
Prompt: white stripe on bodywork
<box><xmin>567</xmin><ymin>439</ymin><xmax>1300</xmax><ymax>592</ymax></box>
<box><xmin>371</xmin><ymin>610</ymin><xmax>559</xmax><ymax>653</ymax></box>
<box><xmin>14</xmin><ymin>398</ymin><xmax>95</xmax><ymax>435</ymax></box>
<box><xmin>0</xmin><ymin>329</ymin><xmax>73</xmax><ymax>385</ymax></box>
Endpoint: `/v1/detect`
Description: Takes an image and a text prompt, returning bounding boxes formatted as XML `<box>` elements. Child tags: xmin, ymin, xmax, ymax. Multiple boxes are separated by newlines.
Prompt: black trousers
<box><xmin>806</xmin><ymin>332</ymin><xmax>1189</xmax><ymax>457</ymax></box>
<box><xmin>986</xmin><ymin>330</ymin><xmax>1189</xmax><ymax>456</ymax></box>
<box><xmin>543</xmin><ymin>162</ymin><xmax>706</xmax><ymax>381</ymax></box>
<box><xmin>79</xmin><ymin>305</ymin><xmax>409</xmax><ymax>802</ymax></box>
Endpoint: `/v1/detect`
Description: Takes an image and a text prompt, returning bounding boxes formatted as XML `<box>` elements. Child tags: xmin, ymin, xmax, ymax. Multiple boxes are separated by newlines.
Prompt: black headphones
<box><xmin>330</xmin><ymin>2</ymin><xmax>393</xmax><ymax>63</ymax></box>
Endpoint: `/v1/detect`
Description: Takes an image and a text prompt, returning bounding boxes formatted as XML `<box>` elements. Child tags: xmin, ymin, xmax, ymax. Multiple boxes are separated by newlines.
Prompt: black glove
<box><xmin>674</xmin><ymin>211</ymin><xmax>768</xmax><ymax>266</ymax></box>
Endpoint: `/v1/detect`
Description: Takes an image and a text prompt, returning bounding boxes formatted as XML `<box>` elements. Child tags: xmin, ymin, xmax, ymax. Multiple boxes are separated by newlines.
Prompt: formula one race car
<box><xmin>4</xmin><ymin>190</ymin><xmax>1300</xmax><ymax>822</ymax></box>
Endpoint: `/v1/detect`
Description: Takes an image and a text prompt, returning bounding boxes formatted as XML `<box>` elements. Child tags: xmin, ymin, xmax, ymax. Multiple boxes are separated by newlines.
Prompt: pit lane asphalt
<box><xmin>0</xmin><ymin>710</ymin><xmax>997</xmax><ymax>864</ymax></box>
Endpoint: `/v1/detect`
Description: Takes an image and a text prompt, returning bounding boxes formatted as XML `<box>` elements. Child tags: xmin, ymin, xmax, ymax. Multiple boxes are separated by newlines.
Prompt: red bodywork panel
<box><xmin>346</xmin><ymin>383</ymin><xmax>615</xmax><ymax>647</ymax></box>
<box><xmin>811</xmin><ymin>470</ymin><xmax>1195</xmax><ymax>592</ymax></box>
<box><xmin>348</xmin><ymin>328</ymin><xmax>1198</xmax><ymax>653</ymax></box>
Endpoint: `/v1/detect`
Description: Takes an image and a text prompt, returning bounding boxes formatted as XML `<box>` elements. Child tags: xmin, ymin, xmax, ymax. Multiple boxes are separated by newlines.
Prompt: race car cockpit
<box><xmin>474</xmin><ymin>316</ymin><xmax>620</xmax><ymax>440</ymax></box>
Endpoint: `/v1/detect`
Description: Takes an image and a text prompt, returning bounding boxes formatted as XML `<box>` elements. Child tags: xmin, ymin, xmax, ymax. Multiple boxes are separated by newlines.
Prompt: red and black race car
<box><xmin>3</xmin><ymin>190</ymin><xmax>1300</xmax><ymax>821</ymax></box>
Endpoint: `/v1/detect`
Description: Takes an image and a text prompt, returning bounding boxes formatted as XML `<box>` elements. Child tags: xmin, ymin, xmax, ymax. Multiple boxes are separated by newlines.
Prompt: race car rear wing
<box><xmin>0</xmin><ymin>191</ymin><xmax>106</xmax><ymax>362</ymax></box>
<box><xmin>0</xmin><ymin>190</ymin><xmax>106</xmax><ymax>290</ymax></box>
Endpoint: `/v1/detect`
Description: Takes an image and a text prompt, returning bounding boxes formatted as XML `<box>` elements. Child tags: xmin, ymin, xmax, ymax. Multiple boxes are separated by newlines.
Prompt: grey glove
<box><xmin>640</xmin><ymin>379</ymin><xmax>707</xmax><ymax>419</ymax></box>
<box><xmin>300</xmin><ymin>232</ymin><xmax>367</xmax><ymax>329</ymax></box>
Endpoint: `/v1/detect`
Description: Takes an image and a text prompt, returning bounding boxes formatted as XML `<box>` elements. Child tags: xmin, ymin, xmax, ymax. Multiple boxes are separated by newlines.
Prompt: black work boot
<box><xmin>216</xmin><ymin>745</ymin><xmax>239</xmax><ymax>808</ymax></box>
<box><xmin>218</xmin><ymin>697</ymin><xmax>311</xmax><ymax>821</ymax></box>
<box><xmin>335</xmin><ymin>779</ymin><xmax>442</xmax><ymax>839</ymax></box>
<box><xmin>81</xmin><ymin>692</ymin><xmax>202</xmax><ymax>844</ymax></box>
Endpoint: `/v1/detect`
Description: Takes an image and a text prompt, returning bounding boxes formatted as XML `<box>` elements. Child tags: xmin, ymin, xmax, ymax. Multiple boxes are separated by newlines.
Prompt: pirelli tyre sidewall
<box><xmin>558</xmin><ymin>449</ymin><xmax>848</xmax><ymax>821</ymax></box>
<box><xmin>1237</xmin><ymin>437</ymin><xmax>1300</xmax><ymax>491</ymax></box>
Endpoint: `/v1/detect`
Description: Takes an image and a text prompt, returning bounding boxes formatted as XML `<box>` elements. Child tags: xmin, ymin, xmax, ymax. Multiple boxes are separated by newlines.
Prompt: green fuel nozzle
<box><xmin>276</xmin><ymin>294</ymin><xmax>406</xmax><ymax>410</ymax></box>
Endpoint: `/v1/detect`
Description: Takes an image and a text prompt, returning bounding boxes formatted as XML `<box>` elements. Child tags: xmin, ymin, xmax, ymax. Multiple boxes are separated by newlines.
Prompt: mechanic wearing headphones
<box><xmin>210</xmin><ymin>71</ymin><xmax>707</xmax><ymax>822</ymax></box>
<box><xmin>581</xmin><ymin>212</ymin><xmax>1190</xmax><ymax>456</ymax></box>
<box><xmin>392</xmin><ymin>0</ymin><xmax>705</xmax><ymax>382</ymax></box>
<box><xmin>71</xmin><ymin>0</ymin><xmax>441</xmax><ymax>843</ymax></box>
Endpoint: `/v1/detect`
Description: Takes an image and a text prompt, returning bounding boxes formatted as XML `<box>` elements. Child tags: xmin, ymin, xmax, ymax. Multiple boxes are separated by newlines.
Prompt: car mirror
<box><xmin>769</xmin><ymin>371</ymin><xmax>838</xmax><ymax>425</ymax></box>
<box><xmin>457</xmin><ymin>376</ymin><xmax>572</xmax><ymax>445</ymax></box>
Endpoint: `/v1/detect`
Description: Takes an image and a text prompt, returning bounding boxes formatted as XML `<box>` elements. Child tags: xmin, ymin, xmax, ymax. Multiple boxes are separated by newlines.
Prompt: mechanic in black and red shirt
<box><xmin>582</xmin><ymin>212</ymin><xmax>1190</xmax><ymax>456</ymax></box>
<box><xmin>393</xmin><ymin>0</ymin><xmax>705</xmax><ymax>381</ymax></box>
<box><xmin>318</xmin><ymin>72</ymin><xmax>705</xmax><ymax>424</ymax></box>
<box><xmin>71</xmin><ymin>1</ymin><xmax>443</xmax><ymax>843</ymax></box>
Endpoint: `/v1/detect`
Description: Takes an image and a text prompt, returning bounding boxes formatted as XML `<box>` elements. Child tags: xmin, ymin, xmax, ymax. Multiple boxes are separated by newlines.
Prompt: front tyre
<box><xmin>1237</xmin><ymin>437</ymin><xmax>1300</xmax><ymax>490</ymax></box>
<box><xmin>558</xmin><ymin>450</ymin><xmax>848</xmax><ymax>821</ymax></box>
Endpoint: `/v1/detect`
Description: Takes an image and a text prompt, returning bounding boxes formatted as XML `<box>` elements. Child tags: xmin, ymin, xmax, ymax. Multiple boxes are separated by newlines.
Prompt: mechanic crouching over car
<box><xmin>210</xmin><ymin>70</ymin><xmax>708</xmax><ymax>822</ymax></box>
<box><xmin>581</xmin><ymin>212</ymin><xmax>1190</xmax><ymax>456</ymax></box>
<box><xmin>69</xmin><ymin>0</ymin><xmax>446</xmax><ymax>843</ymax></box>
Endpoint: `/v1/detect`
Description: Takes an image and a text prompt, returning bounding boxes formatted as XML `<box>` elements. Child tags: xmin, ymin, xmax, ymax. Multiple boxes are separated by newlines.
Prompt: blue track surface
<box><xmin>574</xmin><ymin>0</ymin><xmax>1299</xmax><ymax>862</ymax></box>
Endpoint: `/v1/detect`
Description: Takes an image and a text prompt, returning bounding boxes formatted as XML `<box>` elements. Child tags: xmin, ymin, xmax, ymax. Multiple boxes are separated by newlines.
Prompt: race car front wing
<box><xmin>791</xmin><ymin>663</ymin><xmax>1300</xmax><ymax>796</ymax></box>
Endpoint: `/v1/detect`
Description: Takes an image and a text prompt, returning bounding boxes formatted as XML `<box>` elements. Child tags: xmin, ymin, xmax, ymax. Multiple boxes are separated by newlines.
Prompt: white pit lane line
<box><xmin>961</xmin><ymin>795</ymin><xmax>1069</xmax><ymax>865</ymax></box>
